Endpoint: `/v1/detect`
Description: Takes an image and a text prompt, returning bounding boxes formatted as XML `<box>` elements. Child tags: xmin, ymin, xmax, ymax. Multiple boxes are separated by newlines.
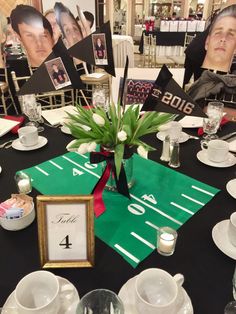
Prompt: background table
<box><xmin>0</xmin><ymin>121</ymin><xmax>236</xmax><ymax>313</ymax></box>
<box><xmin>139</xmin><ymin>30</ymin><xmax>198</xmax><ymax>56</ymax></box>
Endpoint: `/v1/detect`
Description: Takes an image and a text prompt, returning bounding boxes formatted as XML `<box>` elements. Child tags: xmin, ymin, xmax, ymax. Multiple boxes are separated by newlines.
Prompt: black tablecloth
<box><xmin>0</xmin><ymin>122</ymin><xmax>236</xmax><ymax>313</ymax></box>
<box><xmin>139</xmin><ymin>31</ymin><xmax>198</xmax><ymax>54</ymax></box>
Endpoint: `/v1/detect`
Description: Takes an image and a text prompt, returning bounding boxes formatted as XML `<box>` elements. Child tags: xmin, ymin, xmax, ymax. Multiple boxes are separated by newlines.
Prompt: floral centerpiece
<box><xmin>66</xmin><ymin>103</ymin><xmax>174</xmax><ymax>216</ymax></box>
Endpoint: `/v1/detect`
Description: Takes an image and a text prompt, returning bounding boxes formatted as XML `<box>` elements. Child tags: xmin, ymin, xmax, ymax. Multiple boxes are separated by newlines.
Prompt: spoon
<box><xmin>0</xmin><ymin>140</ymin><xmax>14</xmax><ymax>148</ymax></box>
<box><xmin>186</xmin><ymin>134</ymin><xmax>199</xmax><ymax>140</ymax></box>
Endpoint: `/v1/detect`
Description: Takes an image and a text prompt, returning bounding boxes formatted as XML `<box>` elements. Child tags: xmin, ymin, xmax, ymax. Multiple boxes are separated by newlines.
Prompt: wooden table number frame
<box><xmin>37</xmin><ymin>195</ymin><xmax>94</xmax><ymax>268</ymax></box>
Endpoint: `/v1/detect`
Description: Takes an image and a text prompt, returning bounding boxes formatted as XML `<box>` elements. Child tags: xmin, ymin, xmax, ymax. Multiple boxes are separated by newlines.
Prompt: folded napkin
<box><xmin>4</xmin><ymin>115</ymin><xmax>25</xmax><ymax>134</ymax></box>
<box><xmin>198</xmin><ymin>116</ymin><xmax>229</xmax><ymax>136</ymax></box>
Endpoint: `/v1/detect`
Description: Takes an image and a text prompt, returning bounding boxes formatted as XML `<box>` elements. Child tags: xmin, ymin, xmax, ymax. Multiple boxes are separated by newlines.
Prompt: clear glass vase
<box><xmin>101</xmin><ymin>147</ymin><xmax>135</xmax><ymax>191</ymax></box>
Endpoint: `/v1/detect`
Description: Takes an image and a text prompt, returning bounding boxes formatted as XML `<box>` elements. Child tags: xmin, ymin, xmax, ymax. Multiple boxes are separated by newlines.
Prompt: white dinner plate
<box><xmin>156</xmin><ymin>131</ymin><xmax>189</xmax><ymax>143</ymax></box>
<box><xmin>12</xmin><ymin>136</ymin><xmax>48</xmax><ymax>151</ymax></box>
<box><xmin>212</xmin><ymin>220</ymin><xmax>236</xmax><ymax>260</ymax></box>
<box><xmin>61</xmin><ymin>126</ymin><xmax>72</xmax><ymax>135</ymax></box>
<box><xmin>2</xmin><ymin>276</ymin><xmax>80</xmax><ymax>314</ymax></box>
<box><xmin>226</xmin><ymin>179</ymin><xmax>236</xmax><ymax>199</ymax></box>
<box><xmin>118</xmin><ymin>276</ymin><xmax>193</xmax><ymax>314</ymax></box>
<box><xmin>0</xmin><ymin>166</ymin><xmax>2</xmax><ymax>174</ymax></box>
<box><xmin>197</xmin><ymin>150</ymin><xmax>236</xmax><ymax>168</ymax></box>
<box><xmin>178</xmin><ymin>116</ymin><xmax>203</xmax><ymax>128</ymax></box>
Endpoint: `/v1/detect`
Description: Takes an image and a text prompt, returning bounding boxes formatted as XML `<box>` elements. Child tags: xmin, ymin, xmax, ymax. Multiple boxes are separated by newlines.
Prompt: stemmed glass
<box><xmin>202</xmin><ymin>101</ymin><xmax>224</xmax><ymax>142</ymax></box>
<box><xmin>21</xmin><ymin>95</ymin><xmax>44</xmax><ymax>132</ymax></box>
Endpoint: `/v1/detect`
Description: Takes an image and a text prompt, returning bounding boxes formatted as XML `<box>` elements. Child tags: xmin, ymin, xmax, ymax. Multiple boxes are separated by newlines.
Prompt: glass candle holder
<box><xmin>157</xmin><ymin>226</ymin><xmax>178</xmax><ymax>256</ymax></box>
<box><xmin>15</xmin><ymin>172</ymin><xmax>32</xmax><ymax>194</ymax></box>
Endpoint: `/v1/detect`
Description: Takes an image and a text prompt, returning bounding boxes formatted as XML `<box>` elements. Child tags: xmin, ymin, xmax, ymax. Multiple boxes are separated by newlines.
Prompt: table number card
<box><xmin>160</xmin><ymin>20</ymin><xmax>170</xmax><ymax>32</ymax></box>
<box><xmin>169</xmin><ymin>21</ymin><xmax>179</xmax><ymax>32</ymax></box>
<box><xmin>37</xmin><ymin>195</ymin><xmax>94</xmax><ymax>268</ymax></box>
<box><xmin>178</xmin><ymin>21</ymin><xmax>187</xmax><ymax>32</ymax></box>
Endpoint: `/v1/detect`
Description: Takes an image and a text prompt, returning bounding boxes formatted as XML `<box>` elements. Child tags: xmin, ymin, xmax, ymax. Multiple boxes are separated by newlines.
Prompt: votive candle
<box><xmin>157</xmin><ymin>226</ymin><xmax>177</xmax><ymax>256</ymax></box>
<box><xmin>15</xmin><ymin>172</ymin><xmax>32</xmax><ymax>194</ymax></box>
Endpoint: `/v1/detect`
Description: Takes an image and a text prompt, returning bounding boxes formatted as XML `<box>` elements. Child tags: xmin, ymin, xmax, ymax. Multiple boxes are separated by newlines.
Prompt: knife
<box><xmin>219</xmin><ymin>132</ymin><xmax>236</xmax><ymax>141</ymax></box>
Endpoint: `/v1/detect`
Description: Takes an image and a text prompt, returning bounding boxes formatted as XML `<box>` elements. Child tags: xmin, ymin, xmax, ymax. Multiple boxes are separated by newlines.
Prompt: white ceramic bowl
<box><xmin>0</xmin><ymin>202</ymin><xmax>35</xmax><ymax>231</ymax></box>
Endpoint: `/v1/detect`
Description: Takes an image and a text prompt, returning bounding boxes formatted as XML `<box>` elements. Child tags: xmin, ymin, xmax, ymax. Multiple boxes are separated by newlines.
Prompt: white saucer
<box><xmin>197</xmin><ymin>150</ymin><xmax>236</xmax><ymax>168</ymax></box>
<box><xmin>156</xmin><ymin>131</ymin><xmax>189</xmax><ymax>143</ymax></box>
<box><xmin>61</xmin><ymin>126</ymin><xmax>71</xmax><ymax>134</ymax></box>
<box><xmin>2</xmin><ymin>276</ymin><xmax>79</xmax><ymax>314</ymax></box>
<box><xmin>226</xmin><ymin>179</ymin><xmax>236</xmax><ymax>199</ymax></box>
<box><xmin>212</xmin><ymin>220</ymin><xmax>236</xmax><ymax>260</ymax></box>
<box><xmin>118</xmin><ymin>276</ymin><xmax>193</xmax><ymax>314</ymax></box>
<box><xmin>12</xmin><ymin>136</ymin><xmax>48</xmax><ymax>151</ymax></box>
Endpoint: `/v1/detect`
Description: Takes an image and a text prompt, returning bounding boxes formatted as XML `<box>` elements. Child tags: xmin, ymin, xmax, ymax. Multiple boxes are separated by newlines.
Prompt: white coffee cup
<box><xmin>18</xmin><ymin>126</ymin><xmax>38</xmax><ymax>147</ymax></box>
<box><xmin>14</xmin><ymin>270</ymin><xmax>75</xmax><ymax>314</ymax></box>
<box><xmin>201</xmin><ymin>139</ymin><xmax>229</xmax><ymax>163</ymax></box>
<box><xmin>228</xmin><ymin>212</ymin><xmax>236</xmax><ymax>247</ymax></box>
<box><xmin>135</xmin><ymin>268</ymin><xmax>184</xmax><ymax>314</ymax></box>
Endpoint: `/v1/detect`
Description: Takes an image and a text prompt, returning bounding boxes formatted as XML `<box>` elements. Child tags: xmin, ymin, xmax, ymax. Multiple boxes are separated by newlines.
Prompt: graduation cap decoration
<box><xmin>142</xmin><ymin>65</ymin><xmax>207</xmax><ymax>118</ymax></box>
<box><xmin>18</xmin><ymin>38</ymin><xmax>84</xmax><ymax>95</ymax></box>
<box><xmin>68</xmin><ymin>21</ymin><xmax>115</xmax><ymax>77</ymax></box>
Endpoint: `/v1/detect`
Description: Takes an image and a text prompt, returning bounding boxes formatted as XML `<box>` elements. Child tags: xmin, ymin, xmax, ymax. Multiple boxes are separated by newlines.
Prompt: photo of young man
<box><xmin>10</xmin><ymin>5</ymin><xmax>54</xmax><ymax>68</ymax></box>
<box><xmin>44</xmin><ymin>9</ymin><xmax>61</xmax><ymax>42</ymax></box>
<box><xmin>188</xmin><ymin>5</ymin><xmax>236</xmax><ymax>121</ymax></box>
<box><xmin>92</xmin><ymin>33</ymin><xmax>108</xmax><ymax>65</ymax></box>
<box><xmin>45</xmin><ymin>57</ymin><xmax>71</xmax><ymax>90</ymax></box>
<box><xmin>54</xmin><ymin>2</ymin><xmax>83</xmax><ymax>49</ymax></box>
<box><xmin>202</xmin><ymin>5</ymin><xmax>236</xmax><ymax>73</ymax></box>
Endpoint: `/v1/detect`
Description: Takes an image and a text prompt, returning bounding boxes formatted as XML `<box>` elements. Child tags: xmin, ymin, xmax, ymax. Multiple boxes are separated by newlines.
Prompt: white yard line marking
<box><xmin>191</xmin><ymin>185</ymin><xmax>214</xmax><ymax>196</ymax></box>
<box><xmin>170</xmin><ymin>202</ymin><xmax>194</xmax><ymax>215</ymax></box>
<box><xmin>75</xmin><ymin>152</ymin><xmax>88</xmax><ymax>159</ymax></box>
<box><xmin>130</xmin><ymin>193</ymin><xmax>182</xmax><ymax>226</ymax></box>
<box><xmin>62</xmin><ymin>156</ymin><xmax>100</xmax><ymax>178</ymax></box>
<box><xmin>114</xmin><ymin>244</ymin><xmax>140</xmax><ymax>264</ymax></box>
<box><xmin>49</xmin><ymin>160</ymin><xmax>63</xmax><ymax>170</ymax></box>
<box><xmin>145</xmin><ymin>221</ymin><xmax>160</xmax><ymax>231</ymax></box>
<box><xmin>131</xmin><ymin>232</ymin><xmax>155</xmax><ymax>249</ymax></box>
<box><xmin>35</xmin><ymin>166</ymin><xmax>49</xmax><ymax>176</ymax></box>
<box><xmin>181</xmin><ymin>194</ymin><xmax>205</xmax><ymax>206</ymax></box>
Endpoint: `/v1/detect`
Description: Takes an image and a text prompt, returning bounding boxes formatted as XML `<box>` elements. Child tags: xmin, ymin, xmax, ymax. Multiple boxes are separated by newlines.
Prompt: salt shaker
<box><xmin>168</xmin><ymin>140</ymin><xmax>180</xmax><ymax>168</ymax></box>
<box><xmin>160</xmin><ymin>134</ymin><xmax>170</xmax><ymax>162</ymax></box>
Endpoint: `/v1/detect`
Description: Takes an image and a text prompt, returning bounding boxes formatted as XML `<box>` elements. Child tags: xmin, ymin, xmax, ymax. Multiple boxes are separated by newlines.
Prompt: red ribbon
<box><xmin>90</xmin><ymin>150</ymin><xmax>131</xmax><ymax>217</ymax></box>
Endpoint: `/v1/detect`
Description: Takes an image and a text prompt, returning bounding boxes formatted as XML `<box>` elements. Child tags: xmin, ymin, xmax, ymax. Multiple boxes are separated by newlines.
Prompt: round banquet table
<box><xmin>0</xmin><ymin>121</ymin><xmax>236</xmax><ymax>314</ymax></box>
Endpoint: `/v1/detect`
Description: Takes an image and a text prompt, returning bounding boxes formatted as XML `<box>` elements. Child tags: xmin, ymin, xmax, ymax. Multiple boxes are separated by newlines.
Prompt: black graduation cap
<box><xmin>18</xmin><ymin>38</ymin><xmax>84</xmax><ymax>95</ymax></box>
<box><xmin>68</xmin><ymin>21</ymin><xmax>115</xmax><ymax>77</ymax></box>
<box><xmin>142</xmin><ymin>65</ymin><xmax>207</xmax><ymax>118</ymax></box>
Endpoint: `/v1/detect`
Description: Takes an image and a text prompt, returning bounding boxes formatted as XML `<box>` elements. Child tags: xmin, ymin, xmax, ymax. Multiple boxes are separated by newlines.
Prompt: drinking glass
<box><xmin>22</xmin><ymin>96</ymin><xmax>44</xmax><ymax>132</ymax></box>
<box><xmin>76</xmin><ymin>289</ymin><xmax>124</xmax><ymax>314</ymax></box>
<box><xmin>202</xmin><ymin>101</ymin><xmax>224</xmax><ymax>142</ymax></box>
<box><xmin>224</xmin><ymin>301</ymin><xmax>236</xmax><ymax>314</ymax></box>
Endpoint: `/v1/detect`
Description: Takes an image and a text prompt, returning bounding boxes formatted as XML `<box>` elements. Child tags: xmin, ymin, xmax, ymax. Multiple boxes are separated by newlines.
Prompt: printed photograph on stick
<box><xmin>92</xmin><ymin>33</ymin><xmax>108</xmax><ymax>65</ymax></box>
<box><xmin>45</xmin><ymin>57</ymin><xmax>71</xmax><ymax>90</ymax></box>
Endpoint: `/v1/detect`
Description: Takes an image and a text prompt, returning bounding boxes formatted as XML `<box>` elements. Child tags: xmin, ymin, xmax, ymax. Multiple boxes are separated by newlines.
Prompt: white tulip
<box><xmin>92</xmin><ymin>113</ymin><xmax>105</xmax><ymax>126</ymax></box>
<box><xmin>117</xmin><ymin>130</ymin><xmax>127</xmax><ymax>142</ymax></box>
<box><xmin>137</xmin><ymin>145</ymin><xmax>148</xmax><ymax>159</ymax></box>
<box><xmin>77</xmin><ymin>143</ymin><xmax>89</xmax><ymax>154</ymax></box>
<box><xmin>87</xmin><ymin>142</ymin><xmax>97</xmax><ymax>152</ymax></box>
<box><xmin>66</xmin><ymin>140</ymin><xmax>78</xmax><ymax>152</ymax></box>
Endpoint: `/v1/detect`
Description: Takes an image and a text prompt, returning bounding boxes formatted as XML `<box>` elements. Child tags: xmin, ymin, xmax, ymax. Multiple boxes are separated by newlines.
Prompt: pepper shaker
<box><xmin>168</xmin><ymin>140</ymin><xmax>180</xmax><ymax>168</ymax></box>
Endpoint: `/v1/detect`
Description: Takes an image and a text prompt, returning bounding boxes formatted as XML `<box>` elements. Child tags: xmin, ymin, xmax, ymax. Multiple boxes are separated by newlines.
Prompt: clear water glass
<box><xmin>22</xmin><ymin>97</ymin><xmax>44</xmax><ymax>132</ymax></box>
<box><xmin>76</xmin><ymin>289</ymin><xmax>124</xmax><ymax>314</ymax></box>
<box><xmin>224</xmin><ymin>301</ymin><xmax>236</xmax><ymax>314</ymax></box>
<box><xmin>202</xmin><ymin>101</ymin><xmax>224</xmax><ymax>141</ymax></box>
<box><xmin>232</xmin><ymin>264</ymin><xmax>236</xmax><ymax>300</ymax></box>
